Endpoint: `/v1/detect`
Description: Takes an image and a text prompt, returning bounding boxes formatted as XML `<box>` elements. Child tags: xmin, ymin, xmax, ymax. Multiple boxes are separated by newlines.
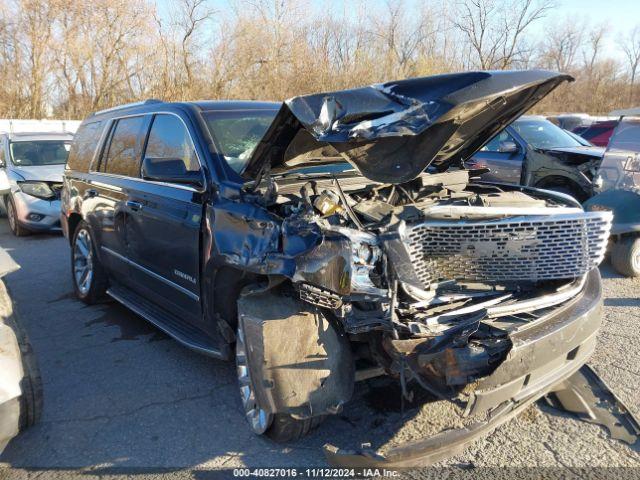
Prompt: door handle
<box><xmin>85</xmin><ymin>189</ymin><xmax>98</xmax><ymax>198</ymax></box>
<box><xmin>126</xmin><ymin>200</ymin><xmax>143</xmax><ymax>212</ymax></box>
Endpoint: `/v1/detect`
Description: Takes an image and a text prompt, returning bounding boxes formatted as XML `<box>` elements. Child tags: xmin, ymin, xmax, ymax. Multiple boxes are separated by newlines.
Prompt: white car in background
<box><xmin>0</xmin><ymin>120</ymin><xmax>79</xmax><ymax>236</ymax></box>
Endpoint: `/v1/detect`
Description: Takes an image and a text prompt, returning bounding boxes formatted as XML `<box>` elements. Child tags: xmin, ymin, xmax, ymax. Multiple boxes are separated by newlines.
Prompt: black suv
<box><xmin>62</xmin><ymin>70</ymin><xmax>611</xmax><ymax>466</ymax></box>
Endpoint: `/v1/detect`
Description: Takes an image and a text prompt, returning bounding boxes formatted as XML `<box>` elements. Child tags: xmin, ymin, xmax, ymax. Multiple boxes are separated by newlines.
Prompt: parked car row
<box><xmin>2</xmin><ymin>70</ymin><xmax>639</xmax><ymax>466</ymax></box>
<box><xmin>573</xmin><ymin>119</ymin><xmax>619</xmax><ymax>147</ymax></box>
<box><xmin>547</xmin><ymin>113</ymin><xmax>620</xmax><ymax>147</ymax></box>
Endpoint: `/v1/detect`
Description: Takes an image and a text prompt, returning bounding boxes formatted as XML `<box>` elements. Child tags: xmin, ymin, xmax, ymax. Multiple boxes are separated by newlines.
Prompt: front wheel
<box><xmin>71</xmin><ymin>221</ymin><xmax>108</xmax><ymax>304</ymax></box>
<box><xmin>235</xmin><ymin>320</ymin><xmax>324</xmax><ymax>442</ymax></box>
<box><xmin>611</xmin><ymin>236</ymin><xmax>640</xmax><ymax>277</ymax></box>
<box><xmin>6</xmin><ymin>196</ymin><xmax>30</xmax><ymax>236</ymax></box>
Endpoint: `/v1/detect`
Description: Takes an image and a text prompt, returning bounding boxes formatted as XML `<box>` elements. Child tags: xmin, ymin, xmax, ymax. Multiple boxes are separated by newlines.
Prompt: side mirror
<box><xmin>141</xmin><ymin>157</ymin><xmax>203</xmax><ymax>187</ymax></box>
<box><xmin>498</xmin><ymin>140</ymin><xmax>519</xmax><ymax>154</ymax></box>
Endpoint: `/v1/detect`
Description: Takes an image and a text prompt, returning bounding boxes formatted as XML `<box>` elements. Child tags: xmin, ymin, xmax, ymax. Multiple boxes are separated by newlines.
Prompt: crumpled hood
<box><xmin>10</xmin><ymin>164</ymin><xmax>64</xmax><ymax>182</ymax></box>
<box><xmin>244</xmin><ymin>70</ymin><xmax>573</xmax><ymax>184</ymax></box>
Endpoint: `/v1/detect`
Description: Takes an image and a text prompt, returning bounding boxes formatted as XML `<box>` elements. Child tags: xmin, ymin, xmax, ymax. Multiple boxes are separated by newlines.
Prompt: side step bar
<box><xmin>107</xmin><ymin>285</ymin><xmax>225</xmax><ymax>359</ymax></box>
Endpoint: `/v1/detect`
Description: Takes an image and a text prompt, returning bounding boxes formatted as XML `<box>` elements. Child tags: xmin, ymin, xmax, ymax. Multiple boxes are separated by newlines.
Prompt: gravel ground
<box><xmin>0</xmin><ymin>219</ymin><xmax>638</xmax><ymax>477</ymax></box>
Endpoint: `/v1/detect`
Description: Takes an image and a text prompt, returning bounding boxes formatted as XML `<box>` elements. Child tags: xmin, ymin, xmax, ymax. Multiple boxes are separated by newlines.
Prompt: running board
<box><xmin>107</xmin><ymin>285</ymin><xmax>224</xmax><ymax>359</ymax></box>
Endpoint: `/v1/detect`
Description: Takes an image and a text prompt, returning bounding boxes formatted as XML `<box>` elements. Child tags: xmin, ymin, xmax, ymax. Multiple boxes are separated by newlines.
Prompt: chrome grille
<box><xmin>388</xmin><ymin>211</ymin><xmax>612</xmax><ymax>288</ymax></box>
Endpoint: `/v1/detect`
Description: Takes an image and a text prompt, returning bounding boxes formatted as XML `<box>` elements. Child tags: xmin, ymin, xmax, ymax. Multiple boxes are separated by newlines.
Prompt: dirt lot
<box><xmin>0</xmin><ymin>219</ymin><xmax>638</xmax><ymax>475</ymax></box>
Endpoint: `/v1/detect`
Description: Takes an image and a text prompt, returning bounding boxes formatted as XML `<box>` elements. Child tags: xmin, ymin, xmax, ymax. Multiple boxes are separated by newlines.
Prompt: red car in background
<box><xmin>573</xmin><ymin>119</ymin><xmax>619</xmax><ymax>147</ymax></box>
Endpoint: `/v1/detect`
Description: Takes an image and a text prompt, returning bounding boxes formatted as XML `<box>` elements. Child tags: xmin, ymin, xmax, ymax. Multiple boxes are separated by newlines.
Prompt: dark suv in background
<box><xmin>466</xmin><ymin>115</ymin><xmax>604</xmax><ymax>201</ymax></box>
<box><xmin>61</xmin><ymin>71</ymin><xmax>611</xmax><ymax>466</ymax></box>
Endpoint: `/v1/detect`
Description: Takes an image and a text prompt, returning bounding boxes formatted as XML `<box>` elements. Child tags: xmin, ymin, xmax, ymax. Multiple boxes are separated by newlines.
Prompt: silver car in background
<box><xmin>0</xmin><ymin>132</ymin><xmax>73</xmax><ymax>236</ymax></box>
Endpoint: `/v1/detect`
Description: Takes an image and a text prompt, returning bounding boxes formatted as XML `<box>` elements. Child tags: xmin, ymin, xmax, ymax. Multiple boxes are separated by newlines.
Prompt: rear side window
<box><xmin>143</xmin><ymin>114</ymin><xmax>199</xmax><ymax>172</ymax></box>
<box><xmin>0</xmin><ymin>140</ymin><xmax>5</xmax><ymax>165</ymax></box>
<box><xmin>102</xmin><ymin>116</ymin><xmax>146</xmax><ymax>177</ymax></box>
<box><xmin>67</xmin><ymin>120</ymin><xmax>104</xmax><ymax>172</ymax></box>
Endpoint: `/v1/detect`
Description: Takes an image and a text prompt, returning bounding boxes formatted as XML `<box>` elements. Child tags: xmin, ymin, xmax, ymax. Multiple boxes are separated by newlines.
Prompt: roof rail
<box><xmin>92</xmin><ymin>99</ymin><xmax>163</xmax><ymax>116</ymax></box>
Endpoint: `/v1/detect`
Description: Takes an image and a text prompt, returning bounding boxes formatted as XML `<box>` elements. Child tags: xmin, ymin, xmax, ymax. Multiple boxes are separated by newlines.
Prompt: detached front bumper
<box><xmin>325</xmin><ymin>269</ymin><xmax>603</xmax><ymax>468</ymax></box>
<box><xmin>10</xmin><ymin>192</ymin><xmax>61</xmax><ymax>232</ymax></box>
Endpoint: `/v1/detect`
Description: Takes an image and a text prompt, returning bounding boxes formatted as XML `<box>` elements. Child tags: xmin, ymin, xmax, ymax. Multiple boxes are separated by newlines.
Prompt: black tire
<box><xmin>1</xmin><ymin>292</ymin><xmax>43</xmax><ymax>430</ymax></box>
<box><xmin>17</xmin><ymin>327</ymin><xmax>43</xmax><ymax>430</ymax></box>
<box><xmin>266</xmin><ymin>413</ymin><xmax>325</xmax><ymax>443</ymax></box>
<box><xmin>71</xmin><ymin>221</ymin><xmax>108</xmax><ymax>304</ymax></box>
<box><xmin>611</xmin><ymin>236</ymin><xmax>640</xmax><ymax>277</ymax></box>
<box><xmin>6</xmin><ymin>195</ymin><xmax>31</xmax><ymax>237</ymax></box>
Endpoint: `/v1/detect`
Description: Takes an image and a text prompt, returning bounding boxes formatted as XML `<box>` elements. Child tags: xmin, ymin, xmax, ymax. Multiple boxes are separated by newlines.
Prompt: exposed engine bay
<box><xmin>240</xmin><ymin>168</ymin><xmax>611</xmax><ymax>402</ymax></box>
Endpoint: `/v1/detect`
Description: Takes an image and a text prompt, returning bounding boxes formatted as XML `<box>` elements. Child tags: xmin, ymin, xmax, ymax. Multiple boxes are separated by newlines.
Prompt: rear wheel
<box><xmin>71</xmin><ymin>221</ymin><xmax>108</xmax><ymax>304</ymax></box>
<box><xmin>235</xmin><ymin>319</ymin><xmax>323</xmax><ymax>442</ymax></box>
<box><xmin>611</xmin><ymin>236</ymin><xmax>640</xmax><ymax>277</ymax></box>
<box><xmin>6</xmin><ymin>196</ymin><xmax>30</xmax><ymax>237</ymax></box>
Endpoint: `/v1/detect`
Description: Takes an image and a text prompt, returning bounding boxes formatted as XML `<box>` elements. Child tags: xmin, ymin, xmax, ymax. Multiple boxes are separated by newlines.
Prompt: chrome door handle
<box><xmin>126</xmin><ymin>200</ymin><xmax>142</xmax><ymax>211</ymax></box>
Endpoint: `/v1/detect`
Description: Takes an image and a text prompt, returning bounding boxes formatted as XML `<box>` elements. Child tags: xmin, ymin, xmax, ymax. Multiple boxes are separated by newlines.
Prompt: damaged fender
<box><xmin>237</xmin><ymin>289</ymin><xmax>354</xmax><ymax>418</ymax></box>
<box><xmin>209</xmin><ymin>200</ymin><xmax>293</xmax><ymax>275</ymax></box>
<box><xmin>522</xmin><ymin>147</ymin><xmax>601</xmax><ymax>199</ymax></box>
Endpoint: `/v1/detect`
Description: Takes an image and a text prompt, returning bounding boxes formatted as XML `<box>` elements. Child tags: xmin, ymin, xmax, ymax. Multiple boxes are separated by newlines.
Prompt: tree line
<box><xmin>1</xmin><ymin>0</ymin><xmax>639</xmax><ymax>119</ymax></box>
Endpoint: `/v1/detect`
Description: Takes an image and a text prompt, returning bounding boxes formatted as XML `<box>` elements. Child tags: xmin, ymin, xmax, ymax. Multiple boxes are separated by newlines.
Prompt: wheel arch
<box><xmin>201</xmin><ymin>261</ymin><xmax>272</xmax><ymax>356</ymax></box>
<box><xmin>534</xmin><ymin>175</ymin><xmax>589</xmax><ymax>201</ymax></box>
<box><xmin>66</xmin><ymin>212</ymin><xmax>83</xmax><ymax>246</ymax></box>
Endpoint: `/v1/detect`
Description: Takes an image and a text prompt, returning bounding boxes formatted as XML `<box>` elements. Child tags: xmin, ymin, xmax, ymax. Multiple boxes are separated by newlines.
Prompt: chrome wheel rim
<box><xmin>73</xmin><ymin>229</ymin><xmax>94</xmax><ymax>295</ymax></box>
<box><xmin>633</xmin><ymin>249</ymin><xmax>640</xmax><ymax>272</ymax></box>
<box><xmin>236</xmin><ymin>320</ymin><xmax>273</xmax><ymax>434</ymax></box>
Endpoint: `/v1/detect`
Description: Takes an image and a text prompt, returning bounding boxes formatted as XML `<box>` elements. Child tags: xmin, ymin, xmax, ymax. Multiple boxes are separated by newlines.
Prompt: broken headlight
<box><xmin>350</xmin><ymin>235</ymin><xmax>386</xmax><ymax>296</ymax></box>
<box><xmin>17</xmin><ymin>181</ymin><xmax>56</xmax><ymax>200</ymax></box>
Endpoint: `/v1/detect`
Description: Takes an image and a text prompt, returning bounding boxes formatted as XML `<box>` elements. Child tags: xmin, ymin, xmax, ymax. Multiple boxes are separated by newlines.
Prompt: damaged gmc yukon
<box><xmin>61</xmin><ymin>71</ymin><xmax>613</xmax><ymax>466</ymax></box>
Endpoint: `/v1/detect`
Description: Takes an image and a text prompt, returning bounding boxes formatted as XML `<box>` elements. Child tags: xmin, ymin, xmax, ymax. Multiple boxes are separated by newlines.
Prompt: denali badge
<box><xmin>174</xmin><ymin>269</ymin><xmax>196</xmax><ymax>284</ymax></box>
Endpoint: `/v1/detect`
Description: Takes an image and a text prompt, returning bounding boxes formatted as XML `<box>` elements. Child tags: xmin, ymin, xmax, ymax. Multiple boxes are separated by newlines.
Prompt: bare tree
<box><xmin>0</xmin><ymin>0</ymin><xmax>637</xmax><ymax>118</ymax></box>
<box><xmin>620</xmin><ymin>26</ymin><xmax>640</xmax><ymax>104</ymax></box>
<box><xmin>539</xmin><ymin>18</ymin><xmax>584</xmax><ymax>71</ymax></box>
<box><xmin>366</xmin><ymin>0</ymin><xmax>440</xmax><ymax>78</ymax></box>
<box><xmin>452</xmin><ymin>0</ymin><xmax>553</xmax><ymax>69</ymax></box>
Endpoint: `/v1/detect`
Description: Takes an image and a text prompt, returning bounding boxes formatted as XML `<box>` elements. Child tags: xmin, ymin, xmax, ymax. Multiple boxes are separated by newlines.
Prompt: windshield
<box><xmin>203</xmin><ymin>110</ymin><xmax>277</xmax><ymax>174</ymax></box>
<box><xmin>512</xmin><ymin>118</ymin><xmax>583</xmax><ymax>149</ymax></box>
<box><xmin>10</xmin><ymin>140</ymin><xmax>71</xmax><ymax>166</ymax></box>
<box><xmin>596</xmin><ymin>117</ymin><xmax>640</xmax><ymax>193</ymax></box>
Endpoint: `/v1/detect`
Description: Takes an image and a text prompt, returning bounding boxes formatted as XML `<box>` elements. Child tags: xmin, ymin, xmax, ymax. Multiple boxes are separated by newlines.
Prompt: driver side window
<box><xmin>481</xmin><ymin>131</ymin><xmax>517</xmax><ymax>153</ymax></box>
